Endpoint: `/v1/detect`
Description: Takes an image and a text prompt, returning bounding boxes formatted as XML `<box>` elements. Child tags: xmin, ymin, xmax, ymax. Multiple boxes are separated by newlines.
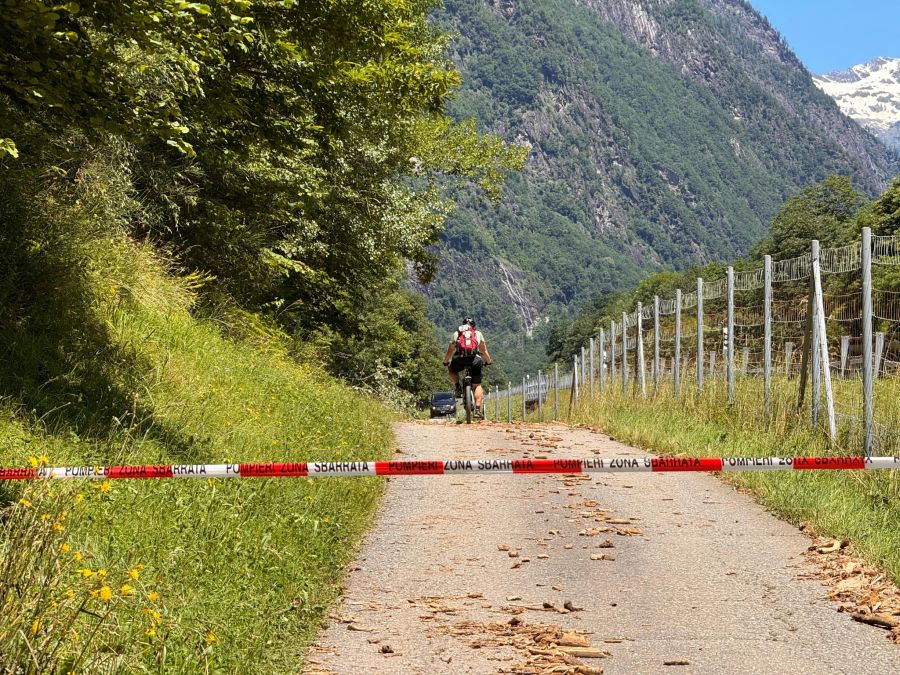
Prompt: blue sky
<box><xmin>749</xmin><ymin>1</ymin><xmax>900</xmax><ymax>73</ymax></box>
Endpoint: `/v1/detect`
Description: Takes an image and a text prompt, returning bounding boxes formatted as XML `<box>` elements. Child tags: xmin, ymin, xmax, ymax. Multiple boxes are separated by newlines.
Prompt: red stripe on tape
<box><xmin>513</xmin><ymin>459</ymin><xmax>583</xmax><ymax>473</ymax></box>
<box><xmin>0</xmin><ymin>468</ymin><xmax>39</xmax><ymax>480</ymax></box>
<box><xmin>375</xmin><ymin>461</ymin><xmax>444</xmax><ymax>475</ymax></box>
<box><xmin>239</xmin><ymin>463</ymin><xmax>309</xmax><ymax>477</ymax></box>
<box><xmin>651</xmin><ymin>457</ymin><xmax>724</xmax><ymax>472</ymax></box>
<box><xmin>792</xmin><ymin>456</ymin><xmax>866</xmax><ymax>470</ymax></box>
<box><xmin>107</xmin><ymin>465</ymin><xmax>173</xmax><ymax>479</ymax></box>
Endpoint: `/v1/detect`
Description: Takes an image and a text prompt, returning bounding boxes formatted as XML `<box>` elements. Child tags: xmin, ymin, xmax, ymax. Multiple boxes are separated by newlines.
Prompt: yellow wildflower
<box><xmin>97</xmin><ymin>480</ymin><xmax>111</xmax><ymax>493</ymax></box>
<box><xmin>205</xmin><ymin>630</ymin><xmax>218</xmax><ymax>645</ymax></box>
<box><xmin>148</xmin><ymin>591</ymin><xmax>159</xmax><ymax>603</ymax></box>
<box><xmin>79</xmin><ymin>568</ymin><xmax>94</xmax><ymax>578</ymax></box>
<box><xmin>120</xmin><ymin>584</ymin><xmax>133</xmax><ymax>596</ymax></box>
<box><xmin>96</xmin><ymin>569</ymin><xmax>107</xmax><ymax>579</ymax></box>
<box><xmin>128</xmin><ymin>567</ymin><xmax>140</xmax><ymax>580</ymax></box>
<box><xmin>143</xmin><ymin>608</ymin><xmax>162</xmax><ymax>623</ymax></box>
<box><xmin>28</xmin><ymin>456</ymin><xmax>39</xmax><ymax>468</ymax></box>
<box><xmin>73</xmin><ymin>551</ymin><xmax>83</xmax><ymax>561</ymax></box>
<box><xmin>137</xmin><ymin>563</ymin><xmax>145</xmax><ymax>570</ymax></box>
<box><xmin>30</xmin><ymin>619</ymin><xmax>41</xmax><ymax>635</ymax></box>
<box><xmin>59</xmin><ymin>543</ymin><xmax>71</xmax><ymax>554</ymax></box>
<box><xmin>66</xmin><ymin>589</ymin><xmax>75</xmax><ymax>599</ymax></box>
<box><xmin>41</xmin><ymin>513</ymin><xmax>50</xmax><ymax>522</ymax></box>
<box><xmin>18</xmin><ymin>498</ymin><xmax>31</xmax><ymax>508</ymax></box>
<box><xmin>98</xmin><ymin>586</ymin><xmax>112</xmax><ymax>602</ymax></box>
<box><xmin>146</xmin><ymin>627</ymin><xmax>157</xmax><ymax>638</ymax></box>
<box><xmin>53</xmin><ymin>522</ymin><xmax>64</xmax><ymax>533</ymax></box>
<box><xmin>38</xmin><ymin>454</ymin><xmax>49</xmax><ymax>464</ymax></box>
<box><xmin>75</xmin><ymin>493</ymin><xmax>84</xmax><ymax>504</ymax></box>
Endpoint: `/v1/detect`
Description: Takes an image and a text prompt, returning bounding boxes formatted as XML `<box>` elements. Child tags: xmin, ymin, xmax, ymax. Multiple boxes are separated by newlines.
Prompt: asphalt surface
<box><xmin>306</xmin><ymin>421</ymin><xmax>900</xmax><ymax>674</ymax></box>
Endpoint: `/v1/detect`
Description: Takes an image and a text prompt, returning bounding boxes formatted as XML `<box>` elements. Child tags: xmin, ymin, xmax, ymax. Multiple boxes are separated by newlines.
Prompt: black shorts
<box><xmin>449</xmin><ymin>354</ymin><xmax>484</xmax><ymax>384</ymax></box>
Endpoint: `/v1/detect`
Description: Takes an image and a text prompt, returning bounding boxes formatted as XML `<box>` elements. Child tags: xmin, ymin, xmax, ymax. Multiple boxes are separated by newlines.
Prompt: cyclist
<box><xmin>443</xmin><ymin>316</ymin><xmax>492</xmax><ymax>416</ymax></box>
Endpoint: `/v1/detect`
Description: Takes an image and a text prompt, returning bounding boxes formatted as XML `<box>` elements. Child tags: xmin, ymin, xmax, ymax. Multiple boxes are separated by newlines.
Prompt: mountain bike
<box><xmin>458</xmin><ymin>361</ymin><xmax>487</xmax><ymax>424</ymax></box>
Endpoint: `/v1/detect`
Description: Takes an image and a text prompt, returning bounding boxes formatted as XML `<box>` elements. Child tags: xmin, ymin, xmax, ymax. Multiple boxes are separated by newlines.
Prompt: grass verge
<box><xmin>0</xmin><ymin>240</ymin><xmax>394</xmax><ymax>672</ymax></box>
<box><xmin>558</xmin><ymin>377</ymin><xmax>900</xmax><ymax>585</ymax></box>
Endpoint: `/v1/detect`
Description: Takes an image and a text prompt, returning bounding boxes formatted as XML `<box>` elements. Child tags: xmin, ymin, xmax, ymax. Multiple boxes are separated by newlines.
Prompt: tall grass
<box><xmin>549</xmin><ymin>375</ymin><xmax>900</xmax><ymax>583</ymax></box>
<box><xmin>0</xmin><ymin>224</ymin><xmax>394</xmax><ymax>671</ymax></box>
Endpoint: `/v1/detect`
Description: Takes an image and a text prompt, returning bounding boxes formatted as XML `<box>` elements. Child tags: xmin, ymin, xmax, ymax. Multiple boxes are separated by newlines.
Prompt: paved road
<box><xmin>306</xmin><ymin>422</ymin><xmax>900</xmax><ymax>674</ymax></box>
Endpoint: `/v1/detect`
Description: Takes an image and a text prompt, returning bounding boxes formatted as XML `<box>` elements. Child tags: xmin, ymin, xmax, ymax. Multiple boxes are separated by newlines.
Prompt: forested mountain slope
<box><xmin>422</xmin><ymin>0</ymin><xmax>898</xmax><ymax>380</ymax></box>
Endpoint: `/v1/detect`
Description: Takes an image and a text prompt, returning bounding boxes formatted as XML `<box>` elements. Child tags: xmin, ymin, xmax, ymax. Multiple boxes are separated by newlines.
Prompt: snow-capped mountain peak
<box><xmin>814</xmin><ymin>56</ymin><xmax>900</xmax><ymax>150</ymax></box>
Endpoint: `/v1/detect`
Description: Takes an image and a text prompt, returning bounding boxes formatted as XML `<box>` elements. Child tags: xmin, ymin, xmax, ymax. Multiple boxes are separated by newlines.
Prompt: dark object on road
<box><xmin>429</xmin><ymin>391</ymin><xmax>457</xmax><ymax>418</ymax></box>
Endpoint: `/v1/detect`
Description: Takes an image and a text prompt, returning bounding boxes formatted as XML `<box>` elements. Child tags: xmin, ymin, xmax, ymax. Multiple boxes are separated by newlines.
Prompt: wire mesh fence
<box><xmin>488</xmin><ymin>228</ymin><xmax>900</xmax><ymax>456</ymax></box>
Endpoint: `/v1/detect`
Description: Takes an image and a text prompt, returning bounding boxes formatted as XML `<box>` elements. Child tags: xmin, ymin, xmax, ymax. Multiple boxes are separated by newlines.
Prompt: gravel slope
<box><xmin>306</xmin><ymin>422</ymin><xmax>900</xmax><ymax>674</ymax></box>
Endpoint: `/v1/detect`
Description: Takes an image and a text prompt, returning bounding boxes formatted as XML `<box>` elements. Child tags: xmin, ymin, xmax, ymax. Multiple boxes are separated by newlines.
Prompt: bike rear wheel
<box><xmin>463</xmin><ymin>382</ymin><xmax>473</xmax><ymax>424</ymax></box>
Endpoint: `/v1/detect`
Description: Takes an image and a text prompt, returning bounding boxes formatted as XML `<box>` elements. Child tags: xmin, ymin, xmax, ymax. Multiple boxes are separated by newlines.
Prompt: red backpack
<box><xmin>457</xmin><ymin>325</ymin><xmax>479</xmax><ymax>357</ymax></box>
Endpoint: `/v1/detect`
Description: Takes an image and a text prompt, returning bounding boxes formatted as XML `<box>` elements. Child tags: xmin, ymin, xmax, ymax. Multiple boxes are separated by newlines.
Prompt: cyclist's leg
<box><xmin>448</xmin><ymin>359</ymin><xmax>462</xmax><ymax>396</ymax></box>
<box><xmin>470</xmin><ymin>359</ymin><xmax>485</xmax><ymax>408</ymax></box>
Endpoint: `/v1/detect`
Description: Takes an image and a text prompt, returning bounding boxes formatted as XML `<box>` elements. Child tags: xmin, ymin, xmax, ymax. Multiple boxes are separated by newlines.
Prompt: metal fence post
<box><xmin>697</xmin><ymin>277</ymin><xmax>704</xmax><ymax>391</ymax></box>
<box><xmin>764</xmin><ymin>255</ymin><xmax>772</xmax><ymax>417</ymax></box>
<box><xmin>610</xmin><ymin>320</ymin><xmax>617</xmax><ymax>385</ymax></box>
<box><xmin>507</xmin><ymin>382</ymin><xmax>511</xmax><ymax>423</ymax></box>
<box><xmin>653</xmin><ymin>295</ymin><xmax>660</xmax><ymax>392</ymax></box>
<box><xmin>599</xmin><ymin>328</ymin><xmax>606</xmax><ymax>395</ymax></box>
<box><xmin>495</xmin><ymin>386</ymin><xmax>500</xmax><ymax>421</ymax></box>
<box><xmin>578</xmin><ymin>347</ymin><xmax>587</xmax><ymax>389</ymax></box>
<box><xmin>785</xmin><ymin>342</ymin><xmax>794</xmax><ymax>376</ymax></box>
<box><xmin>812</xmin><ymin>241</ymin><xmax>836</xmax><ymax>441</ymax></box>
<box><xmin>574</xmin><ymin>356</ymin><xmax>579</xmax><ymax>403</ymax></box>
<box><xmin>875</xmin><ymin>332</ymin><xmax>885</xmax><ymax>379</ymax></box>
<box><xmin>554</xmin><ymin>363</ymin><xmax>559</xmax><ymax>420</ymax></box>
<box><xmin>538</xmin><ymin>372</ymin><xmax>544</xmax><ymax>422</ymax></box>
<box><xmin>727</xmin><ymin>266</ymin><xmax>735</xmax><ymax>405</ymax></box>
<box><xmin>522</xmin><ymin>376</ymin><xmax>527</xmax><ymax>421</ymax></box>
<box><xmin>840</xmin><ymin>335</ymin><xmax>849</xmax><ymax>378</ymax></box>
<box><xmin>811</xmin><ymin>241</ymin><xmax>821</xmax><ymax>427</ymax></box>
<box><xmin>622</xmin><ymin>312</ymin><xmax>629</xmax><ymax>395</ymax></box>
<box><xmin>637</xmin><ymin>303</ymin><xmax>646</xmax><ymax>397</ymax></box>
<box><xmin>862</xmin><ymin>227</ymin><xmax>874</xmax><ymax>455</ymax></box>
<box><xmin>589</xmin><ymin>337</ymin><xmax>596</xmax><ymax>398</ymax></box>
<box><xmin>674</xmin><ymin>289</ymin><xmax>682</xmax><ymax>397</ymax></box>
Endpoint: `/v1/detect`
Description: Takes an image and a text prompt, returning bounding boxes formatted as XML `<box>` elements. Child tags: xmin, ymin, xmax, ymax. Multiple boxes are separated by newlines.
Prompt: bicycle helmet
<box><xmin>463</xmin><ymin>315</ymin><xmax>475</xmax><ymax>328</ymax></box>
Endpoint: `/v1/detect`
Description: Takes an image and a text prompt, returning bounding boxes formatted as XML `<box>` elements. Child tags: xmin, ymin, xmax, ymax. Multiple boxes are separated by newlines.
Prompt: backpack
<box><xmin>457</xmin><ymin>325</ymin><xmax>479</xmax><ymax>357</ymax></box>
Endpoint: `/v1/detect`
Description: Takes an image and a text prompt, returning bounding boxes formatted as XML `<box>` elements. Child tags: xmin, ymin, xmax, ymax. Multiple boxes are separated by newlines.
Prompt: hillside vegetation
<box><xmin>0</xmin><ymin>232</ymin><xmax>394</xmax><ymax>671</ymax></box>
<box><xmin>0</xmin><ymin>0</ymin><xmax>523</xmax><ymax>406</ymax></box>
<box><xmin>424</xmin><ymin>0</ymin><xmax>899</xmax><ymax>382</ymax></box>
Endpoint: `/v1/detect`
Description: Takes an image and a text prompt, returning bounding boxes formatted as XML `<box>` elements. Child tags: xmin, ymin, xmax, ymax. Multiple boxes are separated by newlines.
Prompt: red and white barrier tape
<box><xmin>0</xmin><ymin>456</ymin><xmax>898</xmax><ymax>480</ymax></box>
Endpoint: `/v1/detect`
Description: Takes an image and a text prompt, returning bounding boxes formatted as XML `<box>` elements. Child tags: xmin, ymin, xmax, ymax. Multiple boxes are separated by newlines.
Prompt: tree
<box><xmin>753</xmin><ymin>175</ymin><xmax>867</xmax><ymax>260</ymax></box>
<box><xmin>0</xmin><ymin>0</ymin><xmax>526</xmax><ymax>399</ymax></box>
<box><xmin>871</xmin><ymin>178</ymin><xmax>900</xmax><ymax>236</ymax></box>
